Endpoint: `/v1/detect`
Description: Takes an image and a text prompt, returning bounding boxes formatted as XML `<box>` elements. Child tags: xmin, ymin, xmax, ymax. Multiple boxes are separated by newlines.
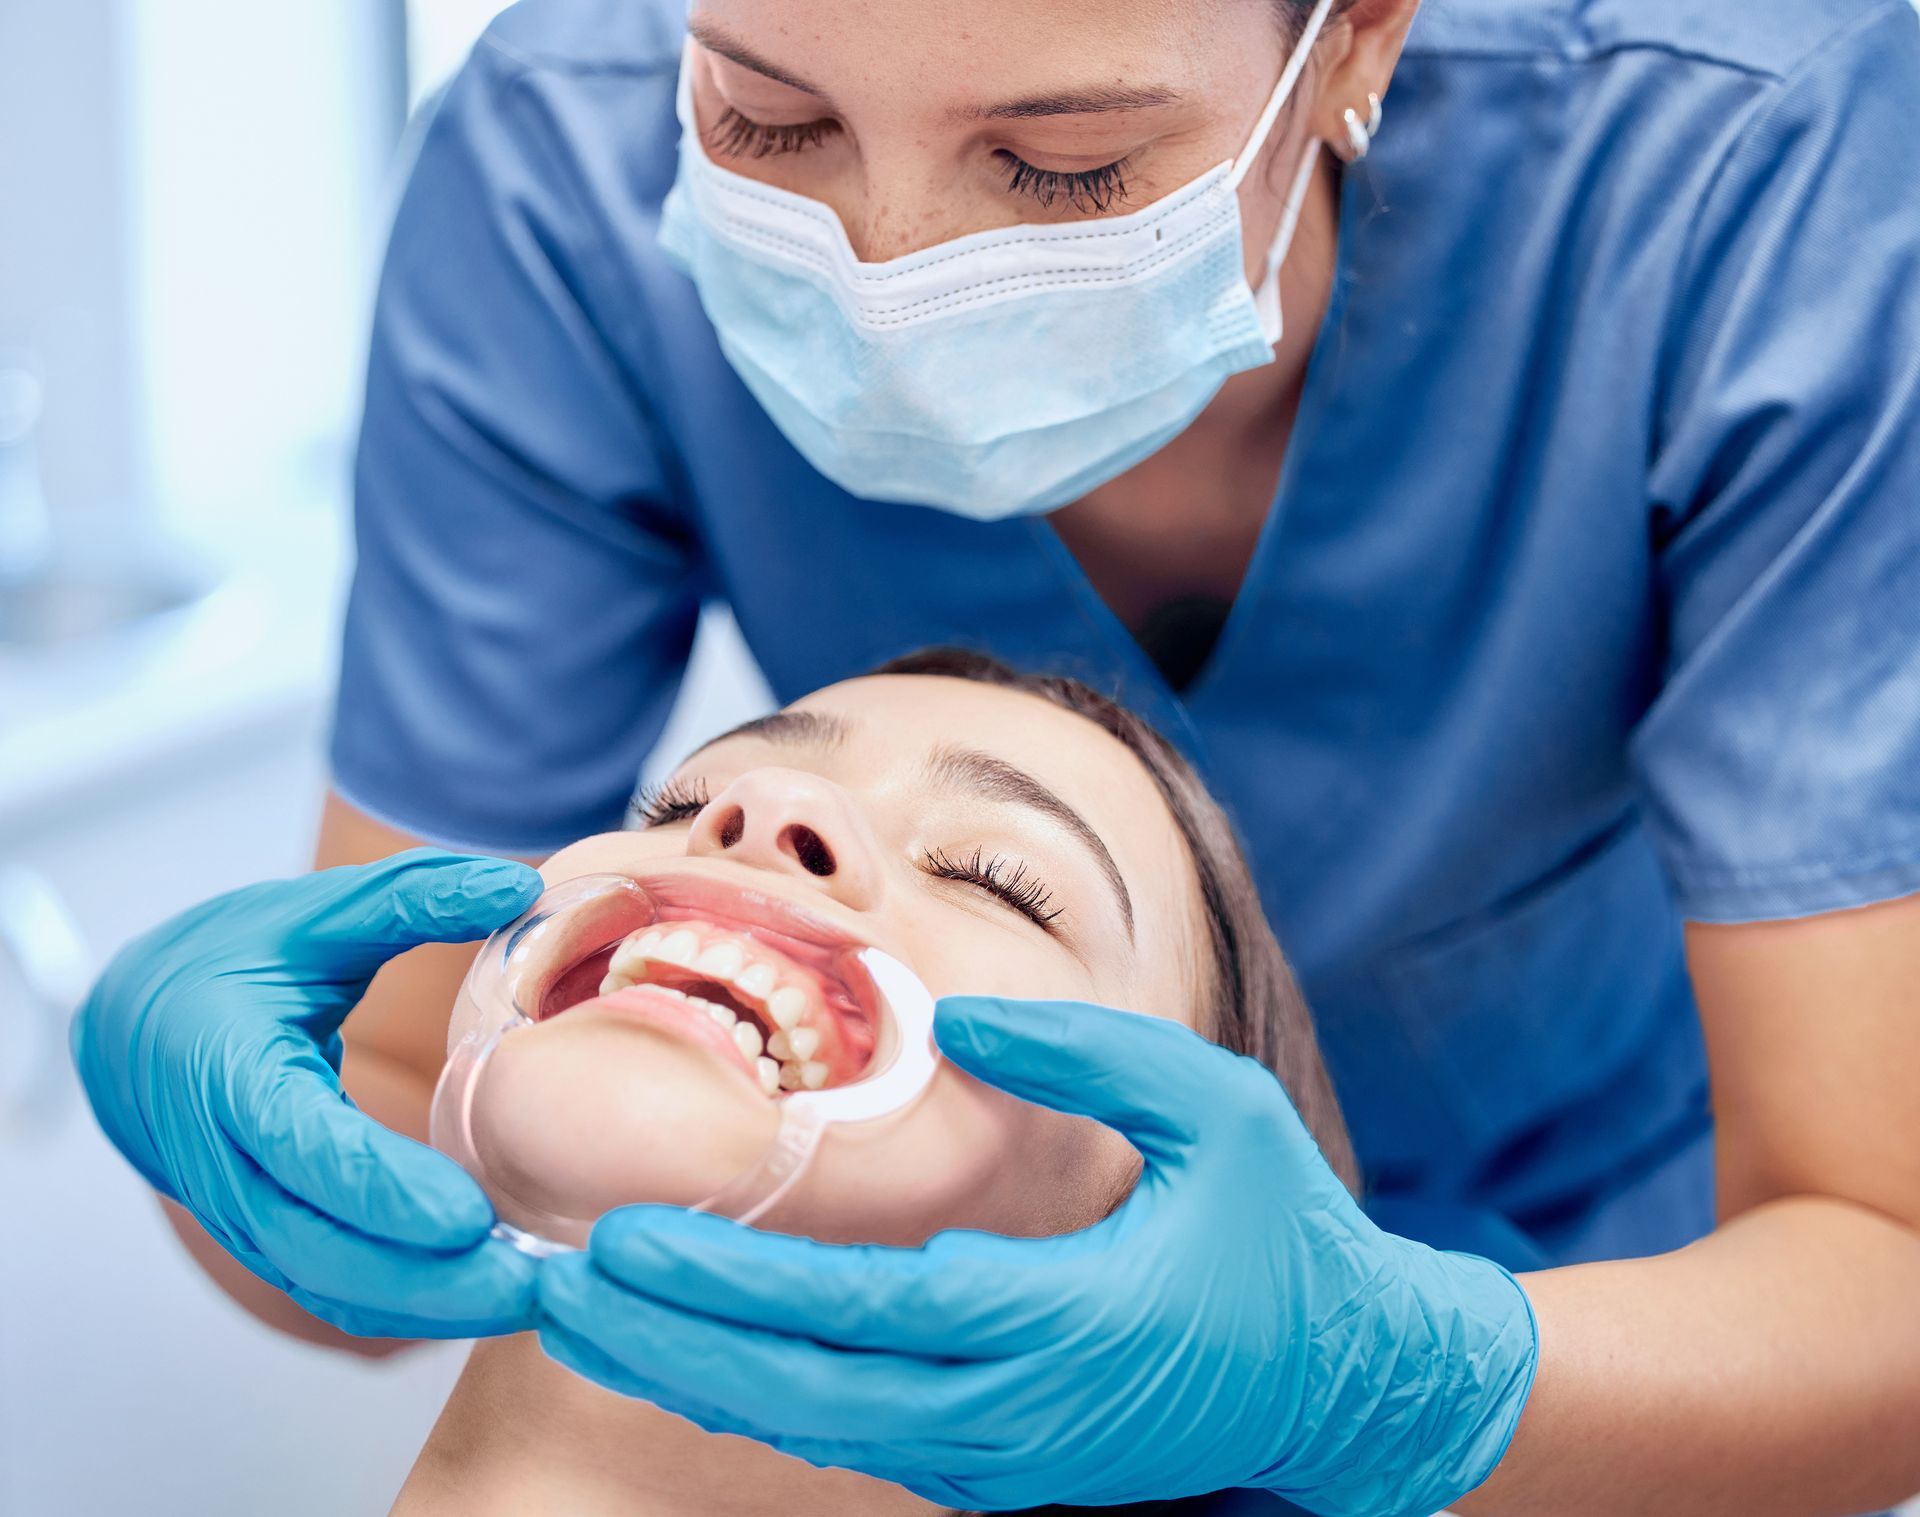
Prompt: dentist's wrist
<box><xmin>1261</xmin><ymin>1242</ymin><xmax>1540</xmax><ymax>1517</ymax></box>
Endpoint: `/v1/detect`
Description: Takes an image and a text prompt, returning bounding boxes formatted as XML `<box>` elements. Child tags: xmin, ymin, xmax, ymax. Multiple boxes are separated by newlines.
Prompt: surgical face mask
<box><xmin>658</xmin><ymin>0</ymin><xmax>1337</xmax><ymax>520</ymax></box>
<box><xmin>430</xmin><ymin>874</ymin><xmax>939</xmax><ymax>1254</ymax></box>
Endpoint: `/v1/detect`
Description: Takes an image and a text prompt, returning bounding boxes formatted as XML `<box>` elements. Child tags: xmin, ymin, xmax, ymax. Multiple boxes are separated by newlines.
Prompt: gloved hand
<box><xmin>538</xmin><ymin>996</ymin><xmax>1540</xmax><ymax>1516</ymax></box>
<box><xmin>72</xmin><ymin>850</ymin><xmax>544</xmax><ymax>1339</ymax></box>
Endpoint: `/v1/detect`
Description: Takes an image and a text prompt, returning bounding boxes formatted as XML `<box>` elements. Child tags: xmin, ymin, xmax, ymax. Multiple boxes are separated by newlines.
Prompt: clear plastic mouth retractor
<box><xmin>428</xmin><ymin>874</ymin><xmax>939</xmax><ymax>1256</ymax></box>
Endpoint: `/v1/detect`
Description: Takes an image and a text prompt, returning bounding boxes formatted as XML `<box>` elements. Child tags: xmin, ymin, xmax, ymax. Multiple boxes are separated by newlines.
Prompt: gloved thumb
<box><xmin>294</xmin><ymin>850</ymin><xmax>543</xmax><ymax>976</ymax></box>
<box><xmin>935</xmin><ymin>995</ymin><xmax>1238</xmax><ymax>1162</ymax></box>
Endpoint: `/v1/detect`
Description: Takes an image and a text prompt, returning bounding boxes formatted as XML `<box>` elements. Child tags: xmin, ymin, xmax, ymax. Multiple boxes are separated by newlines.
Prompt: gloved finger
<box><xmin>217</xmin><ymin>1050</ymin><xmax>495</xmax><ymax>1249</ymax></box>
<box><xmin>541</xmin><ymin>1317</ymin><xmax>969</xmax><ymax>1500</ymax></box>
<box><xmin>283</xmin><ymin>1287</ymin><xmax>517</xmax><ymax>1343</ymax></box>
<box><xmin>540</xmin><ymin>1251</ymin><xmax>988</xmax><ymax>1447</ymax></box>
<box><xmin>935</xmin><ymin>995</ymin><xmax>1239</xmax><ymax>1161</ymax></box>
<box><xmin>295</xmin><ymin>851</ymin><xmax>543</xmax><ymax>974</ymax></box>
<box><xmin>536</xmin><ymin>1317</ymin><xmax>791</xmax><ymax>1447</ymax></box>
<box><xmin>589</xmin><ymin>1204</ymin><xmax>1100</xmax><ymax>1358</ymax></box>
<box><xmin>229</xmin><ymin>1169</ymin><xmax>538</xmax><ymax>1334</ymax></box>
<box><xmin>537</xmin><ymin>1315</ymin><xmax>669</xmax><ymax>1403</ymax></box>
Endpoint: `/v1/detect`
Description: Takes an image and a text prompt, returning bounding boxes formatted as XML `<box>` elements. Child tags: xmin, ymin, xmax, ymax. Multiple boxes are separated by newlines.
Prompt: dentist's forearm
<box><xmin>1456</xmin><ymin>1195</ymin><xmax>1920</xmax><ymax>1516</ymax></box>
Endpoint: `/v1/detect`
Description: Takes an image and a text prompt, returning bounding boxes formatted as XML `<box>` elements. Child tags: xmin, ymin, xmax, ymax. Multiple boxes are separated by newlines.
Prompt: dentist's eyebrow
<box><xmin>960</xmin><ymin>83</ymin><xmax>1184</xmax><ymax>121</ymax></box>
<box><xmin>689</xmin><ymin>19</ymin><xmax>830</xmax><ymax>99</ymax></box>
<box><xmin>926</xmin><ymin>744</ymin><xmax>1134</xmax><ymax>940</ymax></box>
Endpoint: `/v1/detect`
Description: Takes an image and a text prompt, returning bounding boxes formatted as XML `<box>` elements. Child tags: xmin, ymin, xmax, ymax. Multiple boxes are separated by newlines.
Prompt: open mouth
<box><xmin>532</xmin><ymin>876</ymin><xmax>884</xmax><ymax>1100</ymax></box>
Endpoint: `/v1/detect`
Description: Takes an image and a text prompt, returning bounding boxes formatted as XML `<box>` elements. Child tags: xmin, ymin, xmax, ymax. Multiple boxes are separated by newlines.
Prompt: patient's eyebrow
<box><xmin>695</xmin><ymin>709</ymin><xmax>851</xmax><ymax>757</ymax></box>
<box><xmin>926</xmin><ymin>744</ymin><xmax>1134</xmax><ymax>940</ymax></box>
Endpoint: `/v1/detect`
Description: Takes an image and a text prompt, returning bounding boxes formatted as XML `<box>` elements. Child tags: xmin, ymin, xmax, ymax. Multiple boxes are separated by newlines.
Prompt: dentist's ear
<box><xmin>1305</xmin><ymin>0</ymin><xmax>1422</xmax><ymax>151</ymax></box>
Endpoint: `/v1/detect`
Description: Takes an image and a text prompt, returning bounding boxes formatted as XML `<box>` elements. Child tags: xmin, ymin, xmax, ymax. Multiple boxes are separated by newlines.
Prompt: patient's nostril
<box><xmin>782</xmin><ymin>824</ymin><xmax>836</xmax><ymax>877</ymax></box>
<box><xmin>715</xmin><ymin>806</ymin><xmax>746</xmax><ymax>849</ymax></box>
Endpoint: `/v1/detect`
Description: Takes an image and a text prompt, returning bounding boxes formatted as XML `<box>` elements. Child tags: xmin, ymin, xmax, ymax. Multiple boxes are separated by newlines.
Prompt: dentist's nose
<box><xmin>687</xmin><ymin>768</ymin><xmax>883</xmax><ymax>911</ymax></box>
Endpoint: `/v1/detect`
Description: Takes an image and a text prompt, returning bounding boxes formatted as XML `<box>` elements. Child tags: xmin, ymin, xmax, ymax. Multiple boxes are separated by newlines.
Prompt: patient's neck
<box><xmin>391</xmin><ymin>1335</ymin><xmax>944</xmax><ymax>1517</ymax></box>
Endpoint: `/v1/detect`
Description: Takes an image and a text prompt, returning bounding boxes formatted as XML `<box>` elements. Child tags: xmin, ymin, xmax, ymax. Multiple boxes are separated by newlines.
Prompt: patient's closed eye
<box><xmin>630</xmin><ymin>777</ymin><xmax>712</xmax><ymax>828</ymax></box>
<box><xmin>922</xmin><ymin>846</ymin><xmax>1062</xmax><ymax>931</ymax></box>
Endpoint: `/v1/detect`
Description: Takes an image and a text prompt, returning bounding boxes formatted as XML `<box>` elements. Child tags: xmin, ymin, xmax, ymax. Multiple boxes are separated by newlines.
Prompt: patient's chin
<box><xmin>468</xmin><ymin>1017</ymin><xmax>779</xmax><ymax>1223</ymax></box>
<box><xmin>461</xmin><ymin>1021</ymin><xmax>1133</xmax><ymax>1249</ymax></box>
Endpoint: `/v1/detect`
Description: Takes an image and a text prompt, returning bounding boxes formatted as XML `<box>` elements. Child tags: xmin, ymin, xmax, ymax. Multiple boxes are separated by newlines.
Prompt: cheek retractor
<box><xmin>428</xmin><ymin>874</ymin><xmax>940</xmax><ymax>1255</ymax></box>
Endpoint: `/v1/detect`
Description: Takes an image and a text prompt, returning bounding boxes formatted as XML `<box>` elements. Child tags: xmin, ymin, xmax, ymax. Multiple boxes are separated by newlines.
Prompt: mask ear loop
<box><xmin>691</xmin><ymin>947</ymin><xmax>939</xmax><ymax>1227</ymax></box>
<box><xmin>1251</xmin><ymin>145</ymin><xmax>1324</xmax><ymax>344</ymax></box>
<box><xmin>1225</xmin><ymin>0</ymin><xmax>1337</xmax><ymax>195</ymax></box>
<box><xmin>1225</xmin><ymin>0</ymin><xmax>1337</xmax><ymax>344</ymax></box>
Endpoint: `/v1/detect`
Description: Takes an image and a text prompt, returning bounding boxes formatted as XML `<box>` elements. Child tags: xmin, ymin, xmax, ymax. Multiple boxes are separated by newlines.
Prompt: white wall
<box><xmin>0</xmin><ymin>0</ymin><xmax>146</xmax><ymax>516</ymax></box>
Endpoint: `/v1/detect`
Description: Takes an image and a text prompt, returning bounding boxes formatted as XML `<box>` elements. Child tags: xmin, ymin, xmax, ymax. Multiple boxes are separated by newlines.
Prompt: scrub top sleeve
<box><xmin>1635</xmin><ymin>0</ymin><xmax>1920</xmax><ymax>924</ymax></box>
<box><xmin>331</xmin><ymin>43</ymin><xmax>701</xmax><ymax>855</ymax></box>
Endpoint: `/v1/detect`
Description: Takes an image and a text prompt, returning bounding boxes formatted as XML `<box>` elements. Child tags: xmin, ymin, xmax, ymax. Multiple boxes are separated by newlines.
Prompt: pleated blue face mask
<box><xmin>659</xmin><ymin>0</ymin><xmax>1335</xmax><ymax>520</ymax></box>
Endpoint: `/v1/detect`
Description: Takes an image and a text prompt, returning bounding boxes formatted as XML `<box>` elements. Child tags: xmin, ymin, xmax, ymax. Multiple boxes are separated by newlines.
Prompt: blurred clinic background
<box><xmin>0</xmin><ymin>4</ymin><xmax>768</xmax><ymax>1512</ymax></box>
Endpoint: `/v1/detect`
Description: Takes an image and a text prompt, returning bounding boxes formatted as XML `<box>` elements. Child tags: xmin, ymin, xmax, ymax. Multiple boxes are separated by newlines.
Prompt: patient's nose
<box><xmin>688</xmin><ymin>768</ymin><xmax>882</xmax><ymax>911</ymax></box>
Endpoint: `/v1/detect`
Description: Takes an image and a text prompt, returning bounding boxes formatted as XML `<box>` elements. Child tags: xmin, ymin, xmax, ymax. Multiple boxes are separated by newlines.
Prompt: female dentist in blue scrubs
<box><xmin>74</xmin><ymin>0</ymin><xmax>1920</xmax><ymax>1510</ymax></box>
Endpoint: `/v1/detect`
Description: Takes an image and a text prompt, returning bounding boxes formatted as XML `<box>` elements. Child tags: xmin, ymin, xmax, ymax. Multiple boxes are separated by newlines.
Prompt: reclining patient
<box><xmin>391</xmin><ymin>648</ymin><xmax>1356</xmax><ymax>1517</ymax></box>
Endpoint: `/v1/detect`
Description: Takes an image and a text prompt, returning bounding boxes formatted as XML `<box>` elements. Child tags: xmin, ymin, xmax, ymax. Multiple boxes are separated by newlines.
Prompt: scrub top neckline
<box><xmin>1024</xmin><ymin>161</ymin><xmax>1364</xmax><ymax>744</ymax></box>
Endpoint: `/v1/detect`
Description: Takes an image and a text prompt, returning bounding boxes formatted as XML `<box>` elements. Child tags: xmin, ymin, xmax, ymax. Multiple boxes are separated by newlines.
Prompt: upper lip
<box><xmin>564</xmin><ymin>863</ymin><xmax>896</xmax><ymax>1086</ymax></box>
<box><xmin>616</xmin><ymin>864</ymin><xmax>882</xmax><ymax>958</ymax></box>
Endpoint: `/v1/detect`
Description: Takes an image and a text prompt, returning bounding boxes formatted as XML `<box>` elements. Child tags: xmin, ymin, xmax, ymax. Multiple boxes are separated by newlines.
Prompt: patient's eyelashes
<box><xmin>629</xmin><ymin>777</ymin><xmax>712</xmax><ymax>829</ymax></box>
<box><xmin>922</xmin><ymin>846</ymin><xmax>1062</xmax><ymax>932</ymax></box>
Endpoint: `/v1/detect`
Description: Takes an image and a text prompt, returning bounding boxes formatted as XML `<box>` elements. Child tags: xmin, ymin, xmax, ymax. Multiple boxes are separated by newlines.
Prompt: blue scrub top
<box><xmin>333</xmin><ymin>0</ymin><xmax>1920</xmax><ymax>1268</ymax></box>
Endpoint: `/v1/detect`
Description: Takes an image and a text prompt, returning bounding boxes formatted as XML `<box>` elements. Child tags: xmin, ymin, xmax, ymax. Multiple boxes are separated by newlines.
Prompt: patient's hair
<box><xmin>872</xmin><ymin>648</ymin><xmax>1357</xmax><ymax>1193</ymax></box>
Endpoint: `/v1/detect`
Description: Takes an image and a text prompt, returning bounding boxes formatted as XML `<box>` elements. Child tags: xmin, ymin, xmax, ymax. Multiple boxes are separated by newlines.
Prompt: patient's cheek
<box><xmin>467</xmin><ymin>1017</ymin><xmax>779</xmax><ymax>1224</ymax></box>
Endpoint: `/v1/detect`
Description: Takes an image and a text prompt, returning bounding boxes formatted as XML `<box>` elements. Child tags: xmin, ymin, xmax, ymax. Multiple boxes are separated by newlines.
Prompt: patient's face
<box><xmin>460</xmin><ymin>673</ymin><xmax>1207</xmax><ymax>1244</ymax></box>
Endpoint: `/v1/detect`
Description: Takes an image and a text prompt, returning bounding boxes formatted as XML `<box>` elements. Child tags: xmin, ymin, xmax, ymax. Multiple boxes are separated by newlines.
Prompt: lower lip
<box><xmin>577</xmin><ymin>983</ymin><xmax>763</xmax><ymax>1088</ymax></box>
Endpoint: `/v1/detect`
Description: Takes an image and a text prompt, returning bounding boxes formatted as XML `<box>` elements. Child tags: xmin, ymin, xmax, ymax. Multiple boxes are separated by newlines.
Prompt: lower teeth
<box><xmin>593</xmin><ymin>971</ymin><xmax>828</xmax><ymax>1092</ymax></box>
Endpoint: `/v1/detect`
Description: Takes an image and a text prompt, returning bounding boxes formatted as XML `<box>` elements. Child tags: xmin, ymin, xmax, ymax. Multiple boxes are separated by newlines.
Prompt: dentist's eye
<box><xmin>629</xmin><ymin>777</ymin><xmax>711</xmax><ymax>828</ymax></box>
<box><xmin>997</xmin><ymin>152</ymin><xmax>1134</xmax><ymax>214</ymax></box>
<box><xmin>922</xmin><ymin>846</ymin><xmax>1063</xmax><ymax>931</ymax></box>
<box><xmin>708</xmin><ymin>106</ymin><xmax>841</xmax><ymax>159</ymax></box>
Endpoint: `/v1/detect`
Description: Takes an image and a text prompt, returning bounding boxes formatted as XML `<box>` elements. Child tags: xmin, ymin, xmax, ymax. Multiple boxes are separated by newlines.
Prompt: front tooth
<box><xmin>705</xmin><ymin>1002</ymin><xmax>737</xmax><ymax>1027</ymax></box>
<box><xmin>732</xmin><ymin>1021</ymin><xmax>764</xmax><ymax>1059</ymax></box>
<box><xmin>657</xmin><ymin>929</ymin><xmax>700</xmax><ymax>966</ymax></box>
<box><xmin>610</xmin><ymin>928</ymin><xmax>664</xmax><ymax>973</ymax></box>
<box><xmin>768</xmin><ymin>986</ymin><xmax>807</xmax><ymax>1029</ymax></box>
<box><xmin>600</xmin><ymin>971</ymin><xmax>633</xmax><ymax>995</ymax></box>
<box><xmin>695</xmin><ymin>942</ymin><xmax>745</xmax><ymax>977</ymax></box>
<box><xmin>800</xmin><ymin>1060</ymin><xmax>828</xmax><ymax>1089</ymax></box>
<box><xmin>766</xmin><ymin>1030</ymin><xmax>792</xmax><ymax>1060</ymax></box>
<box><xmin>736</xmin><ymin>962</ymin><xmax>777</xmax><ymax>999</ymax></box>
<box><xmin>755</xmin><ymin>1056</ymin><xmax>780</xmax><ymax>1095</ymax></box>
<box><xmin>786</xmin><ymin>1026</ymin><xmax>820</xmax><ymax>1061</ymax></box>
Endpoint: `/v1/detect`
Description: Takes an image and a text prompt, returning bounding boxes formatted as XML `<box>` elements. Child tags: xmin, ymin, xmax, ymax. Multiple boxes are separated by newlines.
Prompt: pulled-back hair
<box><xmin>871</xmin><ymin>648</ymin><xmax>1357</xmax><ymax>1194</ymax></box>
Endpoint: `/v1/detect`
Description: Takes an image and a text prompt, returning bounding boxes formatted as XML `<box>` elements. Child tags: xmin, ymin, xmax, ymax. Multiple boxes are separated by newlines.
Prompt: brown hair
<box><xmin>871</xmin><ymin>648</ymin><xmax>1357</xmax><ymax>1194</ymax></box>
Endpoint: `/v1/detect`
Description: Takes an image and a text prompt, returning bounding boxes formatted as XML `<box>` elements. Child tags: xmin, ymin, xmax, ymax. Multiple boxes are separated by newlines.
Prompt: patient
<box><xmin>390</xmin><ymin>648</ymin><xmax>1355</xmax><ymax>1517</ymax></box>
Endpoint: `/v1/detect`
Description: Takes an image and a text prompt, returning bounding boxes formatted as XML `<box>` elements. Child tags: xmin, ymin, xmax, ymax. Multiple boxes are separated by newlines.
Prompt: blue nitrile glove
<box><xmin>538</xmin><ymin>997</ymin><xmax>1540</xmax><ymax>1516</ymax></box>
<box><xmin>72</xmin><ymin>850</ymin><xmax>544</xmax><ymax>1338</ymax></box>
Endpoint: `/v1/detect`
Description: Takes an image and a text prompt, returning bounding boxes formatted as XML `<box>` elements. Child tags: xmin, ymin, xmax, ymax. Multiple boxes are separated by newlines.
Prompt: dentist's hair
<box><xmin>870</xmin><ymin>648</ymin><xmax>1359</xmax><ymax>1194</ymax></box>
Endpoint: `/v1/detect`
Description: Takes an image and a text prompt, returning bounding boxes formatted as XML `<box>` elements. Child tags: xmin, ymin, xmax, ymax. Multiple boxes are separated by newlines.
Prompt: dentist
<box><xmin>73</xmin><ymin>0</ymin><xmax>1920</xmax><ymax>1512</ymax></box>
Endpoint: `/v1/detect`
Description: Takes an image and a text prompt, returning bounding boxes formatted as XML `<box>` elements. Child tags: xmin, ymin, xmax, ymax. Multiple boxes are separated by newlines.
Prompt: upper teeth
<box><xmin>695</xmin><ymin>942</ymin><xmax>745</xmax><ymax>977</ymax></box>
<box><xmin>597</xmin><ymin>921</ymin><xmax>832</xmax><ymax>1094</ymax></box>
<box><xmin>768</xmin><ymin>987</ymin><xmax>807</xmax><ymax>1029</ymax></box>
<box><xmin>736</xmin><ymin>962</ymin><xmax>776</xmax><ymax>999</ymax></box>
